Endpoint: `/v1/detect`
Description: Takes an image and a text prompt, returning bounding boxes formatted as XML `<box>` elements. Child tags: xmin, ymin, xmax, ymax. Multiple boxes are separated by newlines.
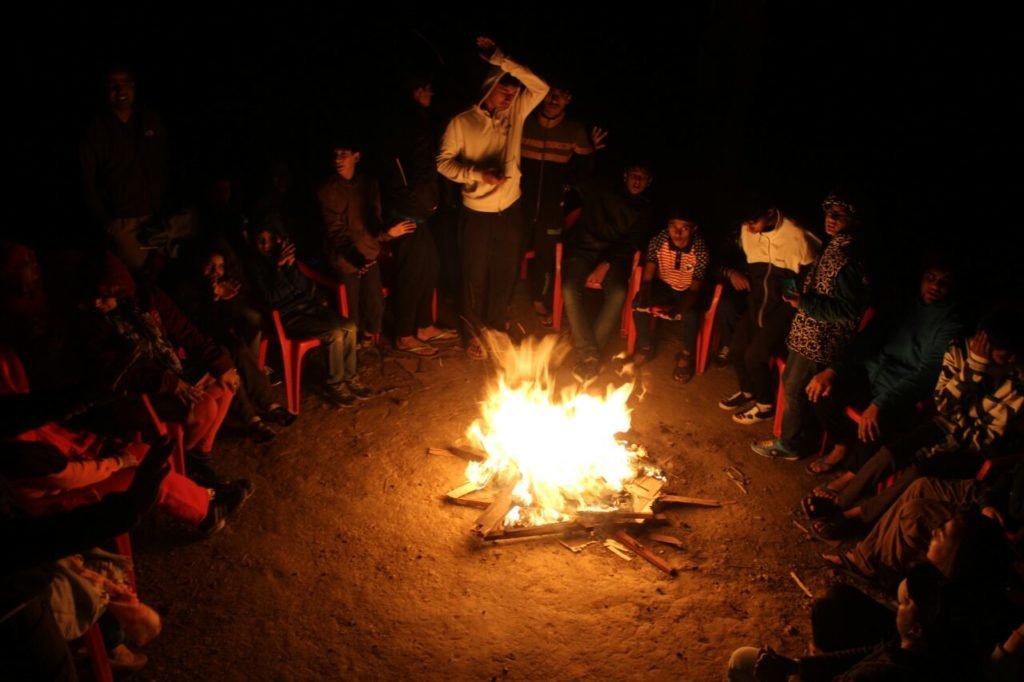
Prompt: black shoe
<box><xmin>714</xmin><ymin>346</ymin><xmax>731</xmax><ymax>368</ymax></box>
<box><xmin>346</xmin><ymin>378</ymin><xmax>373</xmax><ymax>400</ymax></box>
<box><xmin>718</xmin><ymin>391</ymin><xmax>753</xmax><ymax>410</ymax></box>
<box><xmin>247</xmin><ymin>419</ymin><xmax>276</xmax><ymax>444</ymax></box>
<box><xmin>198</xmin><ymin>479</ymin><xmax>255</xmax><ymax>537</ymax></box>
<box><xmin>186</xmin><ymin>452</ymin><xmax>226</xmax><ymax>487</ymax></box>
<box><xmin>264</xmin><ymin>406</ymin><xmax>297</xmax><ymax>427</ymax></box>
<box><xmin>571</xmin><ymin>357</ymin><xmax>600</xmax><ymax>384</ymax></box>
<box><xmin>324</xmin><ymin>383</ymin><xmax>356</xmax><ymax>407</ymax></box>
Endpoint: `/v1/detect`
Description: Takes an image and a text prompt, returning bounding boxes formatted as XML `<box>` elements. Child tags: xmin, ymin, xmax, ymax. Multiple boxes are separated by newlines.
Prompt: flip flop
<box><xmin>417</xmin><ymin>329</ymin><xmax>459</xmax><ymax>343</ymax></box>
<box><xmin>397</xmin><ymin>343</ymin><xmax>438</xmax><ymax>357</ymax></box>
<box><xmin>466</xmin><ymin>340</ymin><xmax>487</xmax><ymax>360</ymax></box>
<box><xmin>801</xmin><ymin>492</ymin><xmax>840</xmax><ymax>519</ymax></box>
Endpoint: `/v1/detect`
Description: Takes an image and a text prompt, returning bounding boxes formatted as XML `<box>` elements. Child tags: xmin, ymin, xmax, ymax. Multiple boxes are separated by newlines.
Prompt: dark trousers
<box><xmin>562</xmin><ymin>249</ymin><xmax>631</xmax><ymax>360</ymax></box>
<box><xmin>836</xmin><ymin>421</ymin><xmax>980</xmax><ymax>524</ymax></box>
<box><xmin>340</xmin><ymin>264</ymin><xmax>384</xmax><ymax>337</ymax></box>
<box><xmin>460</xmin><ymin>202</ymin><xmax>523</xmax><ymax>333</ymax></box>
<box><xmin>230</xmin><ymin>342</ymin><xmax>278</xmax><ymax>423</ymax></box>
<box><xmin>0</xmin><ymin>596</ymin><xmax>78</xmax><ymax>681</ymax></box>
<box><xmin>526</xmin><ymin>216</ymin><xmax>562</xmax><ymax>307</ymax></box>
<box><xmin>390</xmin><ymin>217</ymin><xmax>439</xmax><ymax>338</ymax></box>
<box><xmin>811</xmin><ymin>583</ymin><xmax>895</xmax><ymax>652</ymax></box>
<box><xmin>730</xmin><ymin>306</ymin><xmax>793</xmax><ymax>404</ymax></box>
<box><xmin>631</xmin><ymin>279</ymin><xmax>700</xmax><ymax>355</ymax></box>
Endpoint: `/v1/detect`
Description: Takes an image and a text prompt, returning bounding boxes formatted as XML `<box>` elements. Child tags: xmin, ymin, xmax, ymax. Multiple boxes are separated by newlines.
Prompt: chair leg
<box><xmin>431</xmin><ymin>288</ymin><xmax>438</xmax><ymax>324</ymax></box>
<box><xmin>280</xmin><ymin>344</ymin><xmax>298</xmax><ymax>414</ymax></box>
<box><xmin>83</xmin><ymin>623</ymin><xmax>115</xmax><ymax>682</ymax></box>
<box><xmin>773</xmin><ymin>374</ymin><xmax>785</xmax><ymax>438</ymax></box>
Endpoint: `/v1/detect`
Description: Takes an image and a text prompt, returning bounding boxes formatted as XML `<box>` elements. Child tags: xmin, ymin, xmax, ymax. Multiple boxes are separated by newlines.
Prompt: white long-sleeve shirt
<box><xmin>437</xmin><ymin>48</ymin><xmax>548</xmax><ymax>213</ymax></box>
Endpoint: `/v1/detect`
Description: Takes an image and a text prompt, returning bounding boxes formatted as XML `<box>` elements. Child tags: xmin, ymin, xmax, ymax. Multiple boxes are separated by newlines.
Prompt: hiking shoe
<box><xmin>718</xmin><ymin>391</ymin><xmax>753</xmax><ymax>410</ymax></box>
<box><xmin>346</xmin><ymin>378</ymin><xmax>373</xmax><ymax>400</ymax></box>
<box><xmin>750</xmin><ymin>438</ymin><xmax>800</xmax><ymax>461</ymax></box>
<box><xmin>571</xmin><ymin>357</ymin><xmax>600</xmax><ymax>384</ymax></box>
<box><xmin>324</xmin><ymin>382</ymin><xmax>356</xmax><ymax>407</ymax></box>
<box><xmin>732</xmin><ymin>404</ymin><xmax>775</xmax><ymax>425</ymax></box>
<box><xmin>247</xmin><ymin>419</ymin><xmax>276</xmax><ymax>444</ymax></box>
<box><xmin>198</xmin><ymin>479</ymin><xmax>255</xmax><ymax>536</ymax></box>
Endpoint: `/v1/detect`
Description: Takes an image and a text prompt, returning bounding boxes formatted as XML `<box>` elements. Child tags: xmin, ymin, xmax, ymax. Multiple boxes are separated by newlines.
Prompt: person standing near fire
<box><xmin>437</xmin><ymin>36</ymin><xmax>549</xmax><ymax>360</ymax></box>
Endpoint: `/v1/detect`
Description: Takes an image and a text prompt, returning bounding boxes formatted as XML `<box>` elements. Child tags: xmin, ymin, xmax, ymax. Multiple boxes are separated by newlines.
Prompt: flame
<box><xmin>464</xmin><ymin>332</ymin><xmax>658</xmax><ymax>527</ymax></box>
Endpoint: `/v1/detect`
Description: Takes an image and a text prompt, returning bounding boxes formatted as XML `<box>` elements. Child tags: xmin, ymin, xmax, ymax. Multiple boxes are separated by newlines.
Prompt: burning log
<box><xmin>484</xmin><ymin>521</ymin><xmax>582</xmax><ymax>541</ymax></box>
<box><xmin>612</xmin><ymin>530</ymin><xmax>678</xmax><ymax>577</ymax></box>
<box><xmin>472</xmin><ymin>484</ymin><xmax>516</xmax><ymax>537</ymax></box>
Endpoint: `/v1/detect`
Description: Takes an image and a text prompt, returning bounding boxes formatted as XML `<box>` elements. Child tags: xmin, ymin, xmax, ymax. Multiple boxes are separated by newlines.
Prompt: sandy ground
<box><xmin>129</xmin><ymin>296</ymin><xmax>842</xmax><ymax>682</ymax></box>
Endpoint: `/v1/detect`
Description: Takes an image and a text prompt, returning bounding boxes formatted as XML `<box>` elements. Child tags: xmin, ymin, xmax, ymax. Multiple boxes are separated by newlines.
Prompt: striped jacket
<box><xmin>931</xmin><ymin>339</ymin><xmax>1024</xmax><ymax>453</ymax></box>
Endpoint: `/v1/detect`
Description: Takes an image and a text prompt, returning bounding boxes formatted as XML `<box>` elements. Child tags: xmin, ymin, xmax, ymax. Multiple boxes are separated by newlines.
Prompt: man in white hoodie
<box><xmin>437</xmin><ymin>36</ymin><xmax>549</xmax><ymax>359</ymax></box>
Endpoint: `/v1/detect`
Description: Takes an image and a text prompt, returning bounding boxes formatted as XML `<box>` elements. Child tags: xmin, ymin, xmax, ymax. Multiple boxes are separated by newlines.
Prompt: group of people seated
<box><xmin>0</xmin><ymin>35</ymin><xmax>1021</xmax><ymax>680</ymax></box>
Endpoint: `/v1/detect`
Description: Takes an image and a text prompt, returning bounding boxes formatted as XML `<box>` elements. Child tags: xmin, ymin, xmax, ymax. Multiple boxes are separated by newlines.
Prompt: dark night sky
<box><xmin>7</xmin><ymin>2</ymin><xmax>1022</xmax><ymax>296</ymax></box>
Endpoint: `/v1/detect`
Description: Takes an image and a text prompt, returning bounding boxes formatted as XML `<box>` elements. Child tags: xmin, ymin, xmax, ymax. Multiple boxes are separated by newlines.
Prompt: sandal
<box><xmin>810</xmin><ymin>515</ymin><xmax>863</xmax><ymax>541</ymax></box>
<box><xmin>821</xmin><ymin>552</ymin><xmax>878</xmax><ymax>587</ymax></box>
<box><xmin>806</xmin><ymin>455</ymin><xmax>844</xmax><ymax>475</ymax></box>
<box><xmin>466</xmin><ymin>339</ymin><xmax>487</xmax><ymax>361</ymax></box>
<box><xmin>801</xmin><ymin>490</ymin><xmax>840</xmax><ymax>519</ymax></box>
<box><xmin>417</xmin><ymin>329</ymin><xmax>459</xmax><ymax>343</ymax></box>
<box><xmin>672</xmin><ymin>352</ymin><xmax>694</xmax><ymax>383</ymax></box>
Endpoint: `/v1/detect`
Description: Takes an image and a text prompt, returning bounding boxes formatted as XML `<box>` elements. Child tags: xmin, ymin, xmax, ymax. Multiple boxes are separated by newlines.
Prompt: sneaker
<box><xmin>714</xmin><ymin>346</ymin><xmax>731</xmax><ymax>367</ymax></box>
<box><xmin>264</xmin><ymin>405</ymin><xmax>297</xmax><ymax>427</ymax></box>
<box><xmin>346</xmin><ymin>378</ymin><xmax>373</xmax><ymax>400</ymax></box>
<box><xmin>324</xmin><ymin>382</ymin><xmax>356</xmax><ymax>407</ymax></box>
<box><xmin>247</xmin><ymin>419</ymin><xmax>276</xmax><ymax>444</ymax></box>
<box><xmin>732</xmin><ymin>404</ymin><xmax>775</xmax><ymax>425</ymax></box>
<box><xmin>198</xmin><ymin>479</ymin><xmax>255</xmax><ymax>537</ymax></box>
<box><xmin>571</xmin><ymin>357</ymin><xmax>600</xmax><ymax>384</ymax></box>
<box><xmin>185</xmin><ymin>452</ymin><xmax>226</xmax><ymax>487</ymax></box>
<box><xmin>750</xmin><ymin>438</ymin><xmax>800</xmax><ymax>461</ymax></box>
<box><xmin>718</xmin><ymin>391</ymin><xmax>753</xmax><ymax>410</ymax></box>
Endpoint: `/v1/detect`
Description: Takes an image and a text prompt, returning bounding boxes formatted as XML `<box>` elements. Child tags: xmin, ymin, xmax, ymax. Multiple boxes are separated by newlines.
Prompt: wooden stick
<box><xmin>792</xmin><ymin>520</ymin><xmax>811</xmax><ymax>536</ymax></box>
<box><xmin>613</xmin><ymin>530</ymin><xmax>678</xmax><ymax>576</ymax></box>
<box><xmin>576</xmin><ymin>510</ymin><xmax>655</xmax><ymax>521</ymax></box>
<box><xmin>427</xmin><ymin>447</ymin><xmax>455</xmax><ymax>457</ymax></box>
<box><xmin>445</xmin><ymin>496</ymin><xmax>491</xmax><ymax>510</ymax></box>
<box><xmin>656</xmin><ymin>495</ymin><xmax>735</xmax><ymax>507</ymax></box>
<box><xmin>731</xmin><ymin>479</ymin><xmax>748</xmax><ymax>495</ymax></box>
<box><xmin>445</xmin><ymin>482</ymin><xmax>482</xmax><ymax>499</ymax></box>
<box><xmin>450</xmin><ymin>445</ymin><xmax>487</xmax><ymax>462</ymax></box>
<box><xmin>789</xmin><ymin>571</ymin><xmax>814</xmax><ymax>598</ymax></box>
<box><xmin>484</xmin><ymin>521</ymin><xmax>580</xmax><ymax>541</ymax></box>
<box><xmin>647</xmin><ymin>532</ymin><xmax>685</xmax><ymax>548</ymax></box>
<box><xmin>472</xmin><ymin>483</ymin><xmax>516</xmax><ymax>537</ymax></box>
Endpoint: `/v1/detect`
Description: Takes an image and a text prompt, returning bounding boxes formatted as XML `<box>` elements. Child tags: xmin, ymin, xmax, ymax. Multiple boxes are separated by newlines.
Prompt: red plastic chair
<box><xmin>269</xmin><ymin>310</ymin><xmax>322</xmax><ymax>414</ymax></box>
<box><xmin>624</xmin><ymin>282</ymin><xmax>724</xmax><ymax>375</ymax></box>
<box><xmin>138</xmin><ymin>394</ymin><xmax>186</xmax><ymax>475</ymax></box>
<box><xmin>551</xmin><ymin>245</ymin><xmax>640</xmax><ymax>335</ymax></box>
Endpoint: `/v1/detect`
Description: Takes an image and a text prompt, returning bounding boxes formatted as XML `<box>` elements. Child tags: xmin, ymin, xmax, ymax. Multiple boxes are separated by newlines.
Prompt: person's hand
<box><xmin>591</xmin><ymin>126</ymin><xmax>609</xmax><ymax>151</ymax></box>
<box><xmin>586</xmin><ymin>262</ymin><xmax>611</xmax><ymax>287</ymax></box>
<box><xmin>805</xmin><ymin>368</ymin><xmax>836</xmax><ymax>402</ymax></box>
<box><xmin>121</xmin><ymin>437</ymin><xmax>173</xmax><ymax>515</ymax></box>
<box><xmin>728</xmin><ymin>271</ymin><xmax>751</xmax><ymax>291</ymax></box>
<box><xmin>387</xmin><ymin>220</ymin><xmax>417</xmax><ymax>239</ymax></box>
<box><xmin>116</xmin><ymin>452</ymin><xmax>139</xmax><ymax>469</ymax></box>
<box><xmin>858</xmin><ymin>403</ymin><xmax>883</xmax><ymax>442</ymax></box>
<box><xmin>212</xmin><ymin>278</ymin><xmax>241</xmax><ymax>301</ymax></box>
<box><xmin>476</xmin><ymin>36</ymin><xmax>498</xmax><ymax>61</ymax></box>
<box><xmin>218</xmin><ymin>367</ymin><xmax>241</xmax><ymax>393</ymax></box>
<box><xmin>969</xmin><ymin>330</ymin><xmax>991</xmax><ymax>360</ymax></box>
<box><xmin>277</xmin><ymin>240</ymin><xmax>296</xmax><ymax>267</ymax></box>
<box><xmin>174</xmin><ymin>379</ymin><xmax>205</xmax><ymax>406</ymax></box>
<box><xmin>753</xmin><ymin>647</ymin><xmax>798</xmax><ymax>682</ymax></box>
<box><xmin>480</xmin><ymin>169</ymin><xmax>507</xmax><ymax>186</ymax></box>
<box><xmin>782</xmin><ymin>290</ymin><xmax>801</xmax><ymax>308</ymax></box>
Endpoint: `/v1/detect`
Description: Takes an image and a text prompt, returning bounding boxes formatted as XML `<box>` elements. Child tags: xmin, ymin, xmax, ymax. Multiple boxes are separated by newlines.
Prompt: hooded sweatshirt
<box><xmin>437</xmin><ymin>47</ymin><xmax>548</xmax><ymax>213</ymax></box>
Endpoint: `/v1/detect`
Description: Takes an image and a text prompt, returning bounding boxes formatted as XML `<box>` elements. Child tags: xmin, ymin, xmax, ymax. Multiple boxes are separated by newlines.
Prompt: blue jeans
<box><xmin>561</xmin><ymin>249</ymin><xmax>629</xmax><ymax>360</ymax></box>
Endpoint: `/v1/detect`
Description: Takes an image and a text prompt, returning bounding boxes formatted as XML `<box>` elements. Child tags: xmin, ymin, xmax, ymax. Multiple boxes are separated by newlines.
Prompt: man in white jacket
<box><xmin>437</xmin><ymin>36</ymin><xmax>548</xmax><ymax>359</ymax></box>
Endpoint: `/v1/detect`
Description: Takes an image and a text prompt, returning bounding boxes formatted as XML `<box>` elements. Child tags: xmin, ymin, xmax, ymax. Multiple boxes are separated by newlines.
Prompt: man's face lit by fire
<box><xmin>484</xmin><ymin>84</ymin><xmax>520</xmax><ymax>113</ymax></box>
<box><xmin>333</xmin><ymin>149</ymin><xmax>360</xmax><ymax>180</ymax></box>
<box><xmin>743</xmin><ymin>209</ymin><xmax>778</xmax><ymax>234</ymax></box>
<box><xmin>623</xmin><ymin>167</ymin><xmax>652</xmax><ymax>196</ymax></box>
<box><xmin>667</xmin><ymin>219</ymin><xmax>697</xmax><ymax>249</ymax></box>
<box><xmin>541</xmin><ymin>88</ymin><xmax>572</xmax><ymax>119</ymax></box>
<box><xmin>203</xmin><ymin>253</ymin><xmax>226</xmax><ymax>284</ymax></box>
<box><xmin>920</xmin><ymin>267</ymin><xmax>953</xmax><ymax>305</ymax></box>
<box><xmin>255</xmin><ymin>230</ymin><xmax>279</xmax><ymax>259</ymax></box>
<box><xmin>823</xmin><ymin>205</ymin><xmax>854</xmax><ymax>236</ymax></box>
<box><xmin>107</xmin><ymin>71</ymin><xmax>135</xmax><ymax>113</ymax></box>
<box><xmin>413</xmin><ymin>84</ymin><xmax>433</xmax><ymax>109</ymax></box>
